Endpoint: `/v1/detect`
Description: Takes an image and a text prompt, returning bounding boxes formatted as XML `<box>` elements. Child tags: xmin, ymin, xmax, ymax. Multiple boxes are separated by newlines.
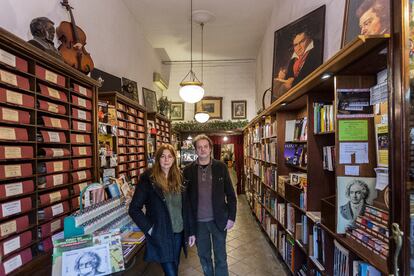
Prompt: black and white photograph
<box><xmin>231</xmin><ymin>100</ymin><xmax>247</xmax><ymax>119</ymax></box>
<box><xmin>61</xmin><ymin>244</ymin><xmax>112</xmax><ymax>276</ymax></box>
<box><xmin>170</xmin><ymin>102</ymin><xmax>184</xmax><ymax>121</ymax></box>
<box><xmin>336</xmin><ymin>176</ymin><xmax>377</xmax><ymax>233</ymax></box>
<box><xmin>142</xmin><ymin>87</ymin><xmax>158</xmax><ymax>113</ymax></box>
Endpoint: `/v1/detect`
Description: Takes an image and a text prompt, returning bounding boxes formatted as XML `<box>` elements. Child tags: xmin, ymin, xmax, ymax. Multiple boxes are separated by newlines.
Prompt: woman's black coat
<box><xmin>128</xmin><ymin>169</ymin><xmax>193</xmax><ymax>263</ymax></box>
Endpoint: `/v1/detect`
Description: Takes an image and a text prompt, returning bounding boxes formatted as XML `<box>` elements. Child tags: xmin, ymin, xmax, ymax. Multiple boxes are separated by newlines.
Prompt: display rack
<box><xmin>147</xmin><ymin>112</ymin><xmax>171</xmax><ymax>149</ymax></box>
<box><xmin>0</xmin><ymin>27</ymin><xmax>99</xmax><ymax>275</ymax></box>
<box><xmin>98</xmin><ymin>92</ymin><xmax>147</xmax><ymax>185</ymax></box>
<box><xmin>244</xmin><ymin>35</ymin><xmax>391</xmax><ymax>275</ymax></box>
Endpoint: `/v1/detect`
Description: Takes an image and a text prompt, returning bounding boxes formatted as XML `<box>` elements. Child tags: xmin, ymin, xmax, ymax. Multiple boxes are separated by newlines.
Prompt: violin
<box><xmin>57</xmin><ymin>0</ymin><xmax>94</xmax><ymax>74</ymax></box>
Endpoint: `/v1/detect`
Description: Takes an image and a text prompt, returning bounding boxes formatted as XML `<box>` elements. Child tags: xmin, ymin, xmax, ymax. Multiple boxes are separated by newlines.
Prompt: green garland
<box><xmin>172</xmin><ymin>120</ymin><xmax>249</xmax><ymax>132</ymax></box>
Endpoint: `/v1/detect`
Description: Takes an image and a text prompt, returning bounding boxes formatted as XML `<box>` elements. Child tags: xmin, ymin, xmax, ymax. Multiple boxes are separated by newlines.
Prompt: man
<box><xmin>184</xmin><ymin>134</ymin><xmax>237</xmax><ymax>276</ymax></box>
<box><xmin>74</xmin><ymin>251</ymin><xmax>104</xmax><ymax>276</ymax></box>
<box><xmin>279</xmin><ymin>29</ymin><xmax>321</xmax><ymax>91</ymax></box>
<box><xmin>340</xmin><ymin>179</ymin><xmax>370</xmax><ymax>221</ymax></box>
<box><xmin>356</xmin><ymin>0</ymin><xmax>390</xmax><ymax>36</ymax></box>
<box><xmin>28</xmin><ymin>17</ymin><xmax>62</xmax><ymax>59</ymax></box>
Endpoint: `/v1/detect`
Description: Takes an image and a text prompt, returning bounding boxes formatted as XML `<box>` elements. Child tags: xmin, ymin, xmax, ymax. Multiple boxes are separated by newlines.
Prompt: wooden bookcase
<box><xmin>147</xmin><ymin>112</ymin><xmax>171</xmax><ymax>149</ymax></box>
<box><xmin>0</xmin><ymin>27</ymin><xmax>99</xmax><ymax>274</ymax></box>
<box><xmin>98</xmin><ymin>92</ymin><xmax>147</xmax><ymax>185</ymax></box>
<box><xmin>244</xmin><ymin>35</ymin><xmax>391</xmax><ymax>275</ymax></box>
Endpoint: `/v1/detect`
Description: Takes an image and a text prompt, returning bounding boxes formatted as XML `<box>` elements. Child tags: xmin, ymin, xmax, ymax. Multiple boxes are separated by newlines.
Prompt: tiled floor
<box><xmin>139</xmin><ymin>195</ymin><xmax>288</xmax><ymax>275</ymax></box>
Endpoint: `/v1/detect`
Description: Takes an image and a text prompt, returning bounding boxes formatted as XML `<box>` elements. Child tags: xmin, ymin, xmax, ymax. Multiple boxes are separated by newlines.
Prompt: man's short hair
<box><xmin>74</xmin><ymin>251</ymin><xmax>101</xmax><ymax>272</ymax></box>
<box><xmin>30</xmin><ymin>17</ymin><xmax>54</xmax><ymax>37</ymax></box>
<box><xmin>345</xmin><ymin>179</ymin><xmax>370</xmax><ymax>200</ymax></box>
<box><xmin>356</xmin><ymin>0</ymin><xmax>388</xmax><ymax>23</ymax></box>
<box><xmin>193</xmin><ymin>134</ymin><xmax>213</xmax><ymax>149</ymax></box>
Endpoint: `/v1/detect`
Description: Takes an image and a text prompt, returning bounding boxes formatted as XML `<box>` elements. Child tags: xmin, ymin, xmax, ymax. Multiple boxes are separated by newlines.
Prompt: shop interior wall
<box><xmin>164</xmin><ymin>61</ymin><xmax>256</xmax><ymax>121</ymax></box>
<box><xmin>0</xmin><ymin>0</ymin><xmax>164</xmax><ymax>103</ymax></box>
<box><xmin>255</xmin><ymin>0</ymin><xmax>346</xmax><ymax>111</ymax></box>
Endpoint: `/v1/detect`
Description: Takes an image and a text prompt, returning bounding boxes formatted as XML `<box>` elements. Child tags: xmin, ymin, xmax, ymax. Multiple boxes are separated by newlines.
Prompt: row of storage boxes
<box><xmin>116</xmin><ymin>102</ymin><xmax>144</xmax><ymax>117</ymax></box>
<box><xmin>117</xmin><ymin>127</ymin><xmax>145</xmax><ymax>137</ymax></box>
<box><xmin>118</xmin><ymin>136</ymin><xmax>145</xmax><ymax>145</ymax></box>
<box><xmin>118</xmin><ymin>120</ymin><xmax>145</xmax><ymax>130</ymax></box>
<box><xmin>117</xmin><ymin>111</ymin><xmax>145</xmax><ymax>124</ymax></box>
<box><xmin>117</xmin><ymin>161</ymin><xmax>146</xmax><ymax>172</ymax></box>
<box><xmin>118</xmin><ymin>146</ymin><xmax>145</xmax><ymax>155</ymax></box>
<box><xmin>118</xmin><ymin>154</ymin><xmax>145</xmax><ymax>163</ymax></box>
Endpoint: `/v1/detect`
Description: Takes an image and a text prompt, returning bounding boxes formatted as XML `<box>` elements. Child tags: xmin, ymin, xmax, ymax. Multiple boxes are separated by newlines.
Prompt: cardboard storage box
<box><xmin>0</xmin><ymin>88</ymin><xmax>34</xmax><ymax>108</ymax></box>
<box><xmin>0</xmin><ymin>180</ymin><xmax>34</xmax><ymax>199</ymax></box>
<box><xmin>38</xmin><ymin>100</ymin><xmax>66</xmax><ymax>115</ymax></box>
<box><xmin>72</xmin><ymin>84</ymin><xmax>92</xmax><ymax>98</ymax></box>
<box><xmin>38</xmin><ymin>84</ymin><xmax>67</xmax><ymax>102</ymax></box>
<box><xmin>0</xmin><ymin>69</ymin><xmax>30</xmax><ymax>90</ymax></box>
<box><xmin>35</xmin><ymin>65</ymin><xmax>65</xmax><ymax>87</ymax></box>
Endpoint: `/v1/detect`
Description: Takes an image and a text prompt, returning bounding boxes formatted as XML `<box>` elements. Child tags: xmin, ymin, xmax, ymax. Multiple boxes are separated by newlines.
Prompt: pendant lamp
<box><xmin>195</xmin><ymin>112</ymin><xmax>209</xmax><ymax>123</ymax></box>
<box><xmin>179</xmin><ymin>0</ymin><xmax>204</xmax><ymax>103</ymax></box>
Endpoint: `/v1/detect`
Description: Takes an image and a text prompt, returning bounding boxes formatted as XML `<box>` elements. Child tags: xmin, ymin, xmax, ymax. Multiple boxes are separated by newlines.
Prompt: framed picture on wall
<box><xmin>271</xmin><ymin>5</ymin><xmax>325</xmax><ymax>103</ymax></box>
<box><xmin>142</xmin><ymin>87</ymin><xmax>157</xmax><ymax>113</ymax></box>
<box><xmin>231</xmin><ymin>100</ymin><xmax>247</xmax><ymax>119</ymax></box>
<box><xmin>342</xmin><ymin>0</ymin><xmax>390</xmax><ymax>47</ymax></box>
<box><xmin>121</xmin><ymin>77</ymin><xmax>139</xmax><ymax>103</ymax></box>
<box><xmin>194</xmin><ymin>97</ymin><xmax>222</xmax><ymax>119</ymax></box>
<box><xmin>170</xmin><ymin>102</ymin><xmax>184</xmax><ymax>121</ymax></box>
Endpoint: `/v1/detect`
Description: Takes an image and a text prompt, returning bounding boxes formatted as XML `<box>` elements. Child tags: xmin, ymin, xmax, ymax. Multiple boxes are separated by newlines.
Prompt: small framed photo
<box><xmin>170</xmin><ymin>102</ymin><xmax>185</xmax><ymax>121</ymax></box>
<box><xmin>341</xmin><ymin>0</ymin><xmax>390</xmax><ymax>47</ymax></box>
<box><xmin>231</xmin><ymin>100</ymin><xmax>247</xmax><ymax>119</ymax></box>
<box><xmin>194</xmin><ymin>97</ymin><xmax>223</xmax><ymax>119</ymax></box>
<box><xmin>142</xmin><ymin>87</ymin><xmax>157</xmax><ymax>113</ymax></box>
<box><xmin>121</xmin><ymin>77</ymin><xmax>139</xmax><ymax>102</ymax></box>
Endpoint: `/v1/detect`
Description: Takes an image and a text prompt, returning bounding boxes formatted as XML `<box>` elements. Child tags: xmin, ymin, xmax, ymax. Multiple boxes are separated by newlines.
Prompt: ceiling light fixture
<box><xmin>179</xmin><ymin>0</ymin><xmax>204</xmax><ymax>103</ymax></box>
<box><xmin>321</xmin><ymin>72</ymin><xmax>333</xmax><ymax>80</ymax></box>
<box><xmin>194</xmin><ymin>112</ymin><xmax>209</xmax><ymax>123</ymax></box>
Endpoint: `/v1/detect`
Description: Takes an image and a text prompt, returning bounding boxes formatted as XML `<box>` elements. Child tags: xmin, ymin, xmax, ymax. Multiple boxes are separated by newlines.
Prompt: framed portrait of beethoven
<box><xmin>271</xmin><ymin>5</ymin><xmax>325</xmax><ymax>103</ymax></box>
<box><xmin>170</xmin><ymin>102</ymin><xmax>184</xmax><ymax>121</ymax></box>
<box><xmin>142</xmin><ymin>87</ymin><xmax>157</xmax><ymax>113</ymax></box>
<box><xmin>194</xmin><ymin>97</ymin><xmax>222</xmax><ymax>119</ymax></box>
<box><xmin>342</xmin><ymin>0</ymin><xmax>390</xmax><ymax>47</ymax></box>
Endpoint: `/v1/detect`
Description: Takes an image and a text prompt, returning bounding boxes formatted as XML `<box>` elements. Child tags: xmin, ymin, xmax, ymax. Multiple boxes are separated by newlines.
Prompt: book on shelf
<box><xmin>285</xmin><ymin>117</ymin><xmax>307</xmax><ymax>142</ymax></box>
<box><xmin>322</xmin><ymin>145</ymin><xmax>335</xmax><ymax>171</ymax></box>
<box><xmin>353</xmin><ymin>261</ymin><xmax>381</xmax><ymax>276</ymax></box>
<box><xmin>314</xmin><ymin>102</ymin><xmax>334</xmax><ymax>133</ymax></box>
<box><xmin>284</xmin><ymin>143</ymin><xmax>307</xmax><ymax>167</ymax></box>
<box><xmin>286</xmin><ymin>203</ymin><xmax>295</xmax><ymax>233</ymax></box>
<box><xmin>285</xmin><ymin>120</ymin><xmax>296</xmax><ymax>142</ymax></box>
<box><xmin>333</xmin><ymin>240</ymin><xmax>349</xmax><ymax>276</ymax></box>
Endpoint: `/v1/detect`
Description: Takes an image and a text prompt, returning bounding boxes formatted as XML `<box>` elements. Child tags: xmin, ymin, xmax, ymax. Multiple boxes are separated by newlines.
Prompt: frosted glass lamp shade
<box><xmin>195</xmin><ymin>112</ymin><xmax>209</xmax><ymax>123</ymax></box>
<box><xmin>179</xmin><ymin>82</ymin><xmax>204</xmax><ymax>103</ymax></box>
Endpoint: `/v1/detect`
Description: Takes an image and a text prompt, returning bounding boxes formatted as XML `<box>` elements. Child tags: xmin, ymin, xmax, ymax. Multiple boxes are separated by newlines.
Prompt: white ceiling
<box><xmin>122</xmin><ymin>0</ymin><xmax>275</xmax><ymax>62</ymax></box>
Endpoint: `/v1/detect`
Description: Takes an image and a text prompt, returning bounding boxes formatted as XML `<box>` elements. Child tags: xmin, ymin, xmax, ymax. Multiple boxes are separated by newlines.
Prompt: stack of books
<box><xmin>313</xmin><ymin>103</ymin><xmax>334</xmax><ymax>133</ymax></box>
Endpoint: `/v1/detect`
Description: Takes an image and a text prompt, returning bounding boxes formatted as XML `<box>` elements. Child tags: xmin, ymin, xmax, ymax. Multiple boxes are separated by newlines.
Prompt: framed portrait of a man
<box><xmin>142</xmin><ymin>88</ymin><xmax>157</xmax><ymax>113</ymax></box>
<box><xmin>231</xmin><ymin>100</ymin><xmax>247</xmax><ymax>119</ymax></box>
<box><xmin>342</xmin><ymin>0</ymin><xmax>390</xmax><ymax>47</ymax></box>
<box><xmin>194</xmin><ymin>97</ymin><xmax>222</xmax><ymax>119</ymax></box>
<box><xmin>336</xmin><ymin>176</ymin><xmax>377</xmax><ymax>234</ymax></box>
<box><xmin>170</xmin><ymin>102</ymin><xmax>184</xmax><ymax>121</ymax></box>
<box><xmin>271</xmin><ymin>5</ymin><xmax>325</xmax><ymax>102</ymax></box>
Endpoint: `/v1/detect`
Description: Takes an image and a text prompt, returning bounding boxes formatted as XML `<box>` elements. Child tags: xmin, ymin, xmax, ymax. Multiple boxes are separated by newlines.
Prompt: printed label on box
<box><xmin>77</xmin><ymin>170</ymin><xmax>87</xmax><ymax>180</ymax></box>
<box><xmin>78</xmin><ymin>85</ymin><xmax>87</xmax><ymax>96</ymax></box>
<box><xmin>53</xmin><ymin>174</ymin><xmax>63</xmax><ymax>186</ymax></box>
<box><xmin>49</xmin><ymin>191</ymin><xmax>61</xmax><ymax>203</ymax></box>
<box><xmin>77</xmin><ymin>97</ymin><xmax>86</xmax><ymax>107</ymax></box>
<box><xmin>47</xmin><ymin>103</ymin><xmax>59</xmax><ymax>113</ymax></box>
<box><xmin>5</xmin><ymin>165</ymin><xmax>22</xmax><ymax>178</ymax></box>
<box><xmin>78</xmin><ymin>147</ymin><xmax>87</xmax><ymax>155</ymax></box>
<box><xmin>50</xmin><ymin>219</ymin><xmax>61</xmax><ymax>232</ymax></box>
<box><xmin>5</xmin><ymin>147</ymin><xmax>22</xmax><ymax>159</ymax></box>
<box><xmin>50</xmin><ymin>118</ymin><xmax>62</xmax><ymax>128</ymax></box>
<box><xmin>5</xmin><ymin>183</ymin><xmax>23</xmax><ymax>197</ymax></box>
<box><xmin>78</xmin><ymin>110</ymin><xmax>86</xmax><ymax>120</ymax></box>
<box><xmin>0</xmin><ymin>220</ymin><xmax>16</xmax><ymax>237</ymax></box>
<box><xmin>0</xmin><ymin>49</ymin><xmax>16</xmax><ymax>67</ymax></box>
<box><xmin>0</xmin><ymin>70</ymin><xmax>18</xmax><ymax>86</ymax></box>
<box><xmin>76</xmin><ymin>135</ymin><xmax>85</xmax><ymax>143</ymax></box>
<box><xmin>6</xmin><ymin>90</ymin><xmax>22</xmax><ymax>105</ymax></box>
<box><xmin>0</xmin><ymin>127</ymin><xmax>16</xmax><ymax>140</ymax></box>
<box><xmin>2</xmin><ymin>200</ymin><xmax>22</xmax><ymax>217</ymax></box>
<box><xmin>51</xmin><ymin>149</ymin><xmax>64</xmax><ymax>157</ymax></box>
<box><xmin>48</xmin><ymin>132</ymin><xmax>61</xmax><ymax>143</ymax></box>
<box><xmin>47</xmin><ymin>87</ymin><xmax>60</xmax><ymax>99</ymax></box>
<box><xmin>78</xmin><ymin>182</ymin><xmax>88</xmax><ymax>191</ymax></box>
<box><xmin>2</xmin><ymin>108</ymin><xmax>19</xmax><ymax>122</ymax></box>
<box><xmin>77</xmin><ymin>122</ymin><xmax>87</xmax><ymax>131</ymax></box>
<box><xmin>45</xmin><ymin>70</ymin><xmax>58</xmax><ymax>84</ymax></box>
<box><xmin>53</xmin><ymin>162</ymin><xmax>63</xmax><ymax>172</ymax></box>
<box><xmin>3</xmin><ymin>235</ymin><xmax>21</xmax><ymax>255</ymax></box>
<box><xmin>3</xmin><ymin>254</ymin><xmax>22</xmax><ymax>274</ymax></box>
<box><xmin>78</xmin><ymin>159</ymin><xmax>87</xmax><ymax>168</ymax></box>
<box><xmin>51</xmin><ymin>203</ymin><xmax>63</xmax><ymax>216</ymax></box>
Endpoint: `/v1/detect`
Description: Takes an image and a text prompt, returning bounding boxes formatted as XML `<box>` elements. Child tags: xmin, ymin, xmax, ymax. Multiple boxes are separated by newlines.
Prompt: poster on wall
<box><xmin>271</xmin><ymin>5</ymin><xmax>325</xmax><ymax>102</ymax></box>
<box><xmin>342</xmin><ymin>0</ymin><xmax>390</xmax><ymax>47</ymax></box>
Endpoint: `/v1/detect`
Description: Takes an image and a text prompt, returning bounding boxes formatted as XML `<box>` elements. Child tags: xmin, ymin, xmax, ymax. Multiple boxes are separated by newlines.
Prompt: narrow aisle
<box><xmin>141</xmin><ymin>195</ymin><xmax>288</xmax><ymax>275</ymax></box>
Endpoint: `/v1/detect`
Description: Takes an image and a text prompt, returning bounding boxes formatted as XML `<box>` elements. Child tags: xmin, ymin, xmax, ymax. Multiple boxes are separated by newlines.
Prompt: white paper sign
<box><xmin>339</xmin><ymin>142</ymin><xmax>369</xmax><ymax>164</ymax></box>
<box><xmin>51</xmin><ymin>203</ymin><xmax>63</xmax><ymax>216</ymax></box>
<box><xmin>374</xmin><ymin>168</ymin><xmax>389</xmax><ymax>191</ymax></box>
<box><xmin>3</xmin><ymin>235</ymin><xmax>20</xmax><ymax>255</ymax></box>
<box><xmin>344</xmin><ymin>165</ymin><xmax>360</xmax><ymax>176</ymax></box>
<box><xmin>77</xmin><ymin>122</ymin><xmax>86</xmax><ymax>131</ymax></box>
<box><xmin>2</xmin><ymin>200</ymin><xmax>21</xmax><ymax>217</ymax></box>
<box><xmin>78</xmin><ymin>110</ymin><xmax>86</xmax><ymax>120</ymax></box>
<box><xmin>3</xmin><ymin>254</ymin><xmax>22</xmax><ymax>274</ymax></box>
<box><xmin>48</xmin><ymin>132</ymin><xmax>61</xmax><ymax>143</ymax></box>
<box><xmin>0</xmin><ymin>49</ymin><xmax>16</xmax><ymax>67</ymax></box>
<box><xmin>53</xmin><ymin>174</ymin><xmax>64</xmax><ymax>186</ymax></box>
<box><xmin>5</xmin><ymin>182</ymin><xmax>23</xmax><ymax>197</ymax></box>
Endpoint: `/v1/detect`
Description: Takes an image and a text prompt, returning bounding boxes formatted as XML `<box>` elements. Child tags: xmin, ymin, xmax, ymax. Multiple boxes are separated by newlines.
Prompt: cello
<box><xmin>57</xmin><ymin>0</ymin><xmax>94</xmax><ymax>74</ymax></box>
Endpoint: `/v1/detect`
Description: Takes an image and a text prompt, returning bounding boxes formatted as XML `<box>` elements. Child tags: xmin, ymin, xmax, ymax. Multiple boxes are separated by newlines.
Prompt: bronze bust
<box><xmin>28</xmin><ymin>17</ymin><xmax>62</xmax><ymax>59</ymax></box>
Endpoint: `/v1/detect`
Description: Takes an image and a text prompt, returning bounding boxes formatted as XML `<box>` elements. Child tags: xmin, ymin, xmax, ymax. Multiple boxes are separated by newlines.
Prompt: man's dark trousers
<box><xmin>196</xmin><ymin>221</ymin><xmax>228</xmax><ymax>276</ymax></box>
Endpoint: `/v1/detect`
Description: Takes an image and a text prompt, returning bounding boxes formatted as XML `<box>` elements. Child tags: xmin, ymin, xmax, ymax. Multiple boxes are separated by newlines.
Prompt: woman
<box><xmin>128</xmin><ymin>144</ymin><xmax>195</xmax><ymax>276</ymax></box>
